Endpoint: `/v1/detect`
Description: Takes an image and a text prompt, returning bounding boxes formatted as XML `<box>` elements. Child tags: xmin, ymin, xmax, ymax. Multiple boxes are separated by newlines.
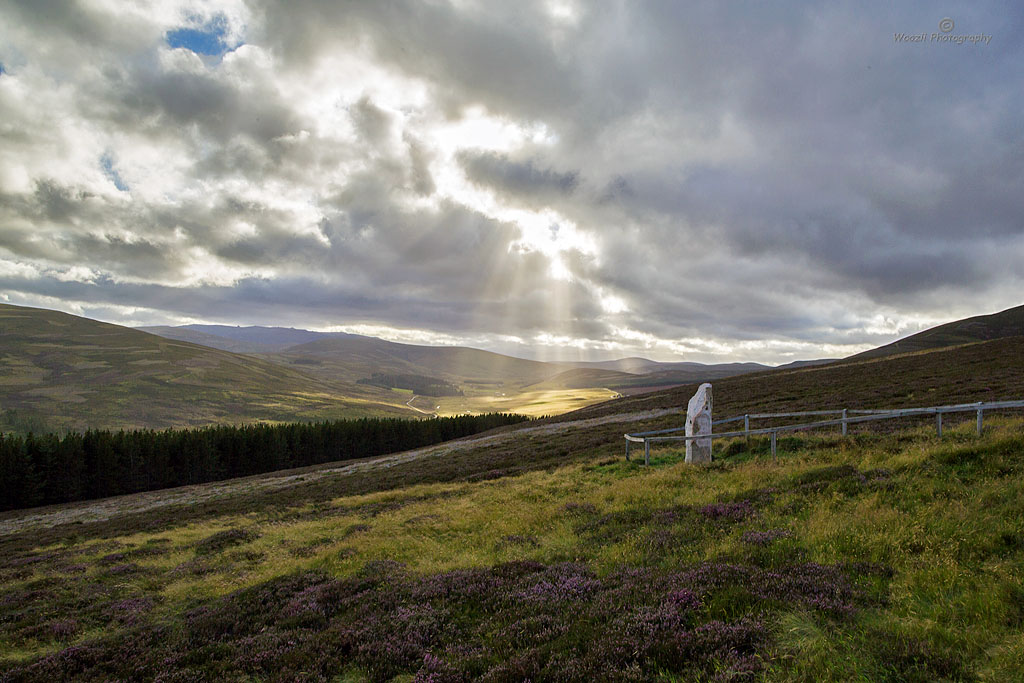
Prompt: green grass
<box><xmin>1</xmin><ymin>414</ymin><xmax>1022</xmax><ymax>679</ymax></box>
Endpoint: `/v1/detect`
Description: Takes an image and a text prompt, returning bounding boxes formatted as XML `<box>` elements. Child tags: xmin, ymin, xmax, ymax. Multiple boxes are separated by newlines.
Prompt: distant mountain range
<box><xmin>2</xmin><ymin>302</ymin><xmax>1022</xmax><ymax>432</ymax></box>
<box><xmin>137</xmin><ymin>325</ymin><xmax>340</xmax><ymax>353</ymax></box>
<box><xmin>141</xmin><ymin>326</ymin><xmax>832</xmax><ymax>386</ymax></box>
<box><xmin>141</xmin><ymin>324</ymin><xmax>801</xmax><ymax>388</ymax></box>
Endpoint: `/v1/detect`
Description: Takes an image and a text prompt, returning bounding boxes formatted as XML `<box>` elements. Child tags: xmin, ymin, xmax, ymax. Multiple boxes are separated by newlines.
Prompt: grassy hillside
<box><xmin>563</xmin><ymin>334</ymin><xmax>1024</xmax><ymax>423</ymax></box>
<box><xmin>526</xmin><ymin>367</ymin><xmax>639</xmax><ymax>390</ymax></box>
<box><xmin>0</xmin><ymin>304</ymin><xmax>415</xmax><ymax>432</ymax></box>
<box><xmin>608</xmin><ymin>365</ymin><xmax>772</xmax><ymax>390</ymax></box>
<box><xmin>1</xmin><ymin>334</ymin><xmax>1023</xmax><ymax>679</ymax></box>
<box><xmin>530</xmin><ymin>365</ymin><xmax>778</xmax><ymax>392</ymax></box>
<box><xmin>849</xmin><ymin>303</ymin><xmax>1024</xmax><ymax>361</ymax></box>
<box><xmin>15</xmin><ymin>310</ymin><xmax>647</xmax><ymax>429</ymax></box>
<box><xmin>565</xmin><ymin>358</ymin><xmax>776</xmax><ymax>376</ymax></box>
<box><xmin>1</xmin><ymin>414</ymin><xmax>1022</xmax><ymax>678</ymax></box>
<box><xmin>562</xmin><ymin>356</ymin><xmax>662</xmax><ymax>373</ymax></box>
<box><xmin>141</xmin><ymin>325</ymin><xmax>567</xmax><ymax>385</ymax></box>
<box><xmin>270</xmin><ymin>337</ymin><xmax>563</xmax><ymax>387</ymax></box>
<box><xmin>141</xmin><ymin>325</ymin><xmax>836</xmax><ymax>413</ymax></box>
<box><xmin>147</xmin><ymin>326</ymin><xmax>797</xmax><ymax>391</ymax></box>
<box><xmin>265</xmin><ymin>335</ymin><xmax>790</xmax><ymax>412</ymax></box>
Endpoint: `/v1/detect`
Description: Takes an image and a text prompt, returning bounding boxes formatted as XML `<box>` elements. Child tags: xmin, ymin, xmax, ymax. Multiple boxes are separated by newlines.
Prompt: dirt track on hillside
<box><xmin>0</xmin><ymin>408</ymin><xmax>679</xmax><ymax>537</ymax></box>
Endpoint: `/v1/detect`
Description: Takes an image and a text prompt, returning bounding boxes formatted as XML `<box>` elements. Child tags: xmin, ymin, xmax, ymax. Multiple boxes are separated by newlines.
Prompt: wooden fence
<box><xmin>624</xmin><ymin>400</ymin><xmax>1024</xmax><ymax>466</ymax></box>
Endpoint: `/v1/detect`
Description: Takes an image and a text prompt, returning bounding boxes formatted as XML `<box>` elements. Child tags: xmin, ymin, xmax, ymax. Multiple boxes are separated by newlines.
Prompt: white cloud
<box><xmin>0</xmin><ymin>1</ymin><xmax>1019</xmax><ymax>364</ymax></box>
<box><xmin>0</xmin><ymin>259</ymin><xmax>40</xmax><ymax>280</ymax></box>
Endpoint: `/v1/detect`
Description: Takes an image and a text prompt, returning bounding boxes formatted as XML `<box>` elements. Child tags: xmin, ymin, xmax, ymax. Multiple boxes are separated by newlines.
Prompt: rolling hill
<box><xmin>564</xmin><ymin>357</ymin><xmax>835</xmax><ymax>375</ymax></box>
<box><xmin>524</xmin><ymin>367</ymin><xmax>640</xmax><ymax>390</ymax></box>
<box><xmin>163</xmin><ymin>324</ymin><xmax>337</xmax><ymax>350</ymax></box>
<box><xmin>565</xmin><ymin>357</ymin><xmax>768</xmax><ymax>375</ymax></box>
<box><xmin>142</xmin><ymin>325</ymin><xmax>831</xmax><ymax>394</ymax></box>
<box><xmin>534</xmin><ymin>361</ymin><xmax>826</xmax><ymax>393</ymax></box>
<box><xmin>561</xmin><ymin>333</ymin><xmax>1024</xmax><ymax>424</ymax></box>
<box><xmin>135</xmin><ymin>326</ymin><xmax>285</xmax><ymax>354</ymax></box>
<box><xmin>263</xmin><ymin>336</ymin><xmax>566</xmax><ymax>388</ymax></box>
<box><xmin>143</xmin><ymin>302</ymin><xmax>1024</xmax><ymax>387</ymax></box>
<box><xmin>0</xmin><ymin>304</ymin><xmax>416</xmax><ymax>432</ymax></box>
<box><xmin>12</xmin><ymin>302</ymin><xmax>1022</xmax><ymax>432</ymax></box>
<box><xmin>561</xmin><ymin>356</ymin><xmax>665</xmax><ymax>373</ymax></box>
<box><xmin>848</xmin><ymin>303</ymin><xmax>1024</xmax><ymax>361</ymax></box>
<box><xmin>139</xmin><ymin>325</ymin><xmax>571</xmax><ymax>389</ymax></box>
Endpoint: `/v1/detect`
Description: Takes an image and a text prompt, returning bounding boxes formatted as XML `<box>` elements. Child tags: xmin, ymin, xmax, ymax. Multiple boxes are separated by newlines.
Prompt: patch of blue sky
<box><xmin>165</xmin><ymin>13</ymin><xmax>241</xmax><ymax>57</ymax></box>
<box><xmin>100</xmin><ymin>153</ymin><xmax>129</xmax><ymax>192</ymax></box>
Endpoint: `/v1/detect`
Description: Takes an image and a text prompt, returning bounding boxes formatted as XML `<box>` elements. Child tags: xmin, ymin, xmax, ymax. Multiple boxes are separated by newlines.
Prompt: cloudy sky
<box><xmin>1</xmin><ymin>1</ymin><xmax>1022</xmax><ymax>364</ymax></box>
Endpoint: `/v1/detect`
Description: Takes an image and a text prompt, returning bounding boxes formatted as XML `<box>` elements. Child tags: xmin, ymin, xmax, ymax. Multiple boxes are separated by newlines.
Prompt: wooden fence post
<box><xmin>977</xmin><ymin>405</ymin><xmax>983</xmax><ymax>436</ymax></box>
<box><xmin>936</xmin><ymin>411</ymin><xmax>943</xmax><ymax>438</ymax></box>
<box><xmin>841</xmin><ymin>408</ymin><xmax>848</xmax><ymax>436</ymax></box>
<box><xmin>644</xmin><ymin>439</ymin><xmax>650</xmax><ymax>466</ymax></box>
<box><xmin>770</xmin><ymin>431</ymin><xmax>777</xmax><ymax>460</ymax></box>
<box><xmin>744</xmin><ymin>414</ymin><xmax>750</xmax><ymax>442</ymax></box>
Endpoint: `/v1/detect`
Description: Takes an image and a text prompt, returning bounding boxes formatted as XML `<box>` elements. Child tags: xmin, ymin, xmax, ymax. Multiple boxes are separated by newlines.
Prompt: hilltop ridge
<box><xmin>0</xmin><ymin>304</ymin><xmax>414</xmax><ymax>432</ymax></box>
<box><xmin>848</xmin><ymin>303</ymin><xmax>1024</xmax><ymax>361</ymax></box>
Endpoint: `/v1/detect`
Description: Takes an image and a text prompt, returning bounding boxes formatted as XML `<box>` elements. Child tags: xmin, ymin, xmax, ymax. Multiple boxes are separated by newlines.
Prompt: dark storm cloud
<box><xmin>31</xmin><ymin>179</ymin><xmax>77</xmax><ymax>221</ymax></box>
<box><xmin>2</xmin><ymin>0</ymin><xmax>157</xmax><ymax>56</ymax></box>
<box><xmin>0</xmin><ymin>194</ymin><xmax>185</xmax><ymax>282</ymax></box>
<box><xmin>109</xmin><ymin>63</ymin><xmax>304</xmax><ymax>147</ymax></box>
<box><xmin>460</xmin><ymin>152</ymin><xmax>579</xmax><ymax>201</ymax></box>
<box><xmin>1</xmin><ymin>1</ymin><xmax>1022</xmax><ymax>361</ymax></box>
<box><xmin>0</xmin><ymin>250</ymin><xmax>604</xmax><ymax>342</ymax></box>
<box><xmin>256</xmin><ymin>0</ymin><xmax>582</xmax><ymax>121</ymax></box>
<box><xmin>404</xmin><ymin>135</ymin><xmax>436</xmax><ymax>196</ymax></box>
<box><xmin>350</xmin><ymin>96</ymin><xmax>393</xmax><ymax>146</ymax></box>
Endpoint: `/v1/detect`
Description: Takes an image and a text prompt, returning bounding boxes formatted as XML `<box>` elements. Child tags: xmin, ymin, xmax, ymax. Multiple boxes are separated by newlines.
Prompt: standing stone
<box><xmin>685</xmin><ymin>383</ymin><xmax>713</xmax><ymax>463</ymax></box>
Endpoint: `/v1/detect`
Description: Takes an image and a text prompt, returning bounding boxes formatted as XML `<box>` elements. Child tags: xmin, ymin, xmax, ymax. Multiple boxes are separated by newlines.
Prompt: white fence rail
<box><xmin>624</xmin><ymin>400</ymin><xmax>1024</xmax><ymax>466</ymax></box>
